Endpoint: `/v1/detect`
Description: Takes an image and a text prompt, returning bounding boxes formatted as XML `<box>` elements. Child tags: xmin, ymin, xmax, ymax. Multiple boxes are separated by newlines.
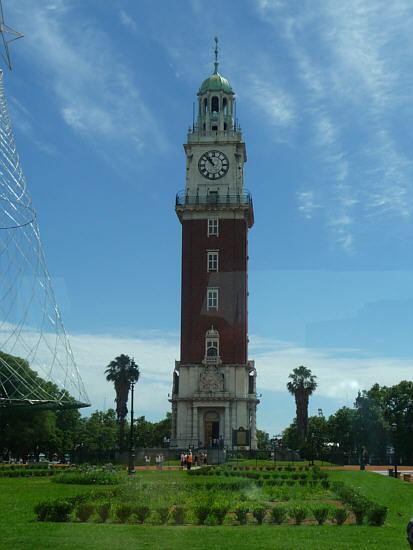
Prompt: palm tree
<box><xmin>287</xmin><ymin>366</ymin><xmax>317</xmax><ymax>447</ymax></box>
<box><xmin>105</xmin><ymin>354</ymin><xmax>140</xmax><ymax>450</ymax></box>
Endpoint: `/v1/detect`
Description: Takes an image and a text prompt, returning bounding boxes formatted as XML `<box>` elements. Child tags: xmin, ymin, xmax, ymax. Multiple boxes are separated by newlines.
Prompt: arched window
<box><xmin>223</xmin><ymin>97</ymin><xmax>228</xmax><ymax>115</ymax></box>
<box><xmin>173</xmin><ymin>371</ymin><xmax>180</xmax><ymax>394</ymax></box>
<box><xmin>206</xmin><ymin>344</ymin><xmax>218</xmax><ymax>357</ymax></box>
<box><xmin>205</xmin><ymin>326</ymin><xmax>220</xmax><ymax>363</ymax></box>
<box><xmin>211</xmin><ymin>96</ymin><xmax>219</xmax><ymax>113</ymax></box>
<box><xmin>203</xmin><ymin>98</ymin><xmax>208</xmax><ymax>115</ymax></box>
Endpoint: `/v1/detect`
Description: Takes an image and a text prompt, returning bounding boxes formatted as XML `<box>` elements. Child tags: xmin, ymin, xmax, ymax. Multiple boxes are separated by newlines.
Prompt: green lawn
<box><xmin>0</xmin><ymin>470</ymin><xmax>411</xmax><ymax>549</ymax></box>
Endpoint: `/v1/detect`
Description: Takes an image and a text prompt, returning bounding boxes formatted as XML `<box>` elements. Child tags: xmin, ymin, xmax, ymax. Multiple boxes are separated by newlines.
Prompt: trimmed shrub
<box><xmin>211</xmin><ymin>502</ymin><xmax>229</xmax><ymax>525</ymax></box>
<box><xmin>252</xmin><ymin>506</ymin><xmax>267</xmax><ymax>525</ymax></box>
<box><xmin>116</xmin><ymin>504</ymin><xmax>133</xmax><ymax>523</ymax></box>
<box><xmin>171</xmin><ymin>505</ymin><xmax>185</xmax><ymax>525</ymax></box>
<box><xmin>289</xmin><ymin>505</ymin><xmax>307</xmax><ymax>525</ymax></box>
<box><xmin>194</xmin><ymin>502</ymin><xmax>211</xmax><ymax>525</ymax></box>
<box><xmin>332</xmin><ymin>507</ymin><xmax>348</xmax><ymax>525</ymax></box>
<box><xmin>367</xmin><ymin>505</ymin><xmax>387</xmax><ymax>526</ymax></box>
<box><xmin>320</xmin><ymin>479</ymin><xmax>330</xmax><ymax>489</ymax></box>
<box><xmin>34</xmin><ymin>499</ymin><xmax>74</xmax><ymax>522</ymax></box>
<box><xmin>76</xmin><ymin>502</ymin><xmax>94</xmax><ymax>522</ymax></box>
<box><xmin>234</xmin><ymin>505</ymin><xmax>249</xmax><ymax>525</ymax></box>
<box><xmin>134</xmin><ymin>505</ymin><xmax>151</xmax><ymax>524</ymax></box>
<box><xmin>270</xmin><ymin>505</ymin><xmax>287</xmax><ymax>525</ymax></box>
<box><xmin>313</xmin><ymin>505</ymin><xmax>329</xmax><ymax>525</ymax></box>
<box><xmin>49</xmin><ymin>500</ymin><xmax>73</xmax><ymax>522</ymax></box>
<box><xmin>351</xmin><ymin>502</ymin><xmax>368</xmax><ymax>525</ymax></box>
<box><xmin>96</xmin><ymin>502</ymin><xmax>111</xmax><ymax>523</ymax></box>
<box><xmin>156</xmin><ymin>507</ymin><xmax>169</xmax><ymax>525</ymax></box>
<box><xmin>34</xmin><ymin>501</ymin><xmax>52</xmax><ymax>522</ymax></box>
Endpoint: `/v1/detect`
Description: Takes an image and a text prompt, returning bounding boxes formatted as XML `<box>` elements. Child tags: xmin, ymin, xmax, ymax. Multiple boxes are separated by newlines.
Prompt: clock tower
<box><xmin>170</xmin><ymin>40</ymin><xmax>258</xmax><ymax>451</ymax></box>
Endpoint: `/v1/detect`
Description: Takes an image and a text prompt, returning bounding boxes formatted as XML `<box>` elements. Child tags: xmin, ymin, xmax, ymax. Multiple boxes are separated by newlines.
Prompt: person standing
<box><xmin>187</xmin><ymin>452</ymin><xmax>193</xmax><ymax>470</ymax></box>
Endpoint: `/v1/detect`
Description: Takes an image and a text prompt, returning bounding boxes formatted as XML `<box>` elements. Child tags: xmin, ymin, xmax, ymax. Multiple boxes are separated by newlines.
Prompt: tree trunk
<box><xmin>295</xmin><ymin>390</ymin><xmax>309</xmax><ymax>447</ymax></box>
<box><xmin>115</xmin><ymin>381</ymin><xmax>129</xmax><ymax>451</ymax></box>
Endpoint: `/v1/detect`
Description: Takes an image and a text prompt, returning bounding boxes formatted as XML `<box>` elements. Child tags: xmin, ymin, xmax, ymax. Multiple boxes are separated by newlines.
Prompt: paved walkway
<box><xmin>322</xmin><ymin>464</ymin><xmax>413</xmax><ymax>481</ymax></box>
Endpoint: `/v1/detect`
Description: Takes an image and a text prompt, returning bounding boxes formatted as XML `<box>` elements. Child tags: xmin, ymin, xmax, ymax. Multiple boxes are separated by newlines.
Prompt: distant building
<box><xmin>170</xmin><ymin>42</ymin><xmax>258</xmax><ymax>450</ymax></box>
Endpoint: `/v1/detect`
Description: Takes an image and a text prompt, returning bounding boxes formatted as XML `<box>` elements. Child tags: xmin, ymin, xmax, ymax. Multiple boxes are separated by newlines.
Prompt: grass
<box><xmin>0</xmin><ymin>468</ymin><xmax>410</xmax><ymax>549</ymax></box>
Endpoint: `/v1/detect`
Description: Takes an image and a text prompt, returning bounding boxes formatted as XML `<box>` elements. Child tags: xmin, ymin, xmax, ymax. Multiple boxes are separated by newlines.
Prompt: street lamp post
<box><xmin>310</xmin><ymin>431</ymin><xmax>315</xmax><ymax>466</ymax></box>
<box><xmin>271</xmin><ymin>435</ymin><xmax>281</xmax><ymax>468</ymax></box>
<box><xmin>270</xmin><ymin>437</ymin><xmax>276</xmax><ymax>467</ymax></box>
<box><xmin>128</xmin><ymin>380</ymin><xmax>136</xmax><ymax>475</ymax></box>
<box><xmin>391</xmin><ymin>422</ymin><xmax>398</xmax><ymax>478</ymax></box>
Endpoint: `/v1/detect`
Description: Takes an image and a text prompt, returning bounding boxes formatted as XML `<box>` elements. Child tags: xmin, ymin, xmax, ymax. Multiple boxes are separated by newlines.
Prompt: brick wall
<box><xmin>180</xmin><ymin>217</ymin><xmax>248</xmax><ymax>364</ymax></box>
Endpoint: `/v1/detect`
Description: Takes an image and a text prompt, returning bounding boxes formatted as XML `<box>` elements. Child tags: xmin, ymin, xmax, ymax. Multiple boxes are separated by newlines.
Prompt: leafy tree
<box><xmin>364</xmin><ymin>381</ymin><xmax>413</xmax><ymax>464</ymax></box>
<box><xmin>303</xmin><ymin>416</ymin><xmax>329</xmax><ymax>461</ymax></box>
<box><xmin>287</xmin><ymin>366</ymin><xmax>317</xmax><ymax>446</ymax></box>
<box><xmin>105</xmin><ymin>354</ymin><xmax>140</xmax><ymax>450</ymax></box>
<box><xmin>0</xmin><ymin>351</ymin><xmax>81</xmax><ymax>460</ymax></box>
<box><xmin>353</xmin><ymin>391</ymin><xmax>387</xmax><ymax>463</ymax></box>
<box><xmin>0</xmin><ymin>351</ymin><xmax>60</xmax><ymax>402</ymax></box>
<box><xmin>256</xmin><ymin>429</ymin><xmax>270</xmax><ymax>450</ymax></box>
<box><xmin>283</xmin><ymin>416</ymin><xmax>328</xmax><ymax>459</ymax></box>
<box><xmin>152</xmin><ymin>413</ymin><xmax>172</xmax><ymax>447</ymax></box>
<box><xmin>76</xmin><ymin>409</ymin><xmax>118</xmax><ymax>462</ymax></box>
<box><xmin>282</xmin><ymin>419</ymin><xmax>300</xmax><ymax>450</ymax></box>
<box><xmin>133</xmin><ymin>413</ymin><xmax>172</xmax><ymax>448</ymax></box>
<box><xmin>327</xmin><ymin>407</ymin><xmax>356</xmax><ymax>462</ymax></box>
<box><xmin>0</xmin><ymin>408</ymin><xmax>59</xmax><ymax>459</ymax></box>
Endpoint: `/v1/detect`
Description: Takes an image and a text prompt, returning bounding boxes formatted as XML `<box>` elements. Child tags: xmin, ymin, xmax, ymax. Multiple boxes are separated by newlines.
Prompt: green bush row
<box><xmin>187</xmin><ymin>478</ymin><xmax>252</xmax><ymax>491</ymax></box>
<box><xmin>188</xmin><ymin>474</ymin><xmax>329</xmax><ymax>490</ymax></box>
<box><xmin>0</xmin><ymin>470</ymin><xmax>55</xmax><ymax>478</ymax></box>
<box><xmin>34</xmin><ymin>499</ymin><xmax>378</xmax><ymax>526</ymax></box>
<box><xmin>52</xmin><ymin>470</ymin><xmax>120</xmax><ymax>485</ymax></box>
<box><xmin>0</xmin><ymin>463</ymin><xmax>53</xmax><ymax>470</ymax></box>
<box><xmin>226</xmin><ymin>465</ymin><xmax>310</xmax><ymax>473</ymax></box>
<box><xmin>190</xmin><ymin>466</ymin><xmax>327</xmax><ymax>481</ymax></box>
<box><xmin>331</xmin><ymin>481</ymin><xmax>387</xmax><ymax>526</ymax></box>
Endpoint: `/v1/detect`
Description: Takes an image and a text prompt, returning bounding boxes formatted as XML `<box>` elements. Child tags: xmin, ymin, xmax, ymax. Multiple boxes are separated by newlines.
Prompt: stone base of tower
<box><xmin>170</xmin><ymin>361</ymin><xmax>258</xmax><ymax>451</ymax></box>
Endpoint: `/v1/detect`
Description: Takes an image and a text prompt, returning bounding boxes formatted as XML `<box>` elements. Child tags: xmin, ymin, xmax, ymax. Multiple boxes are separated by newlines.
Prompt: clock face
<box><xmin>198</xmin><ymin>150</ymin><xmax>229</xmax><ymax>180</ymax></box>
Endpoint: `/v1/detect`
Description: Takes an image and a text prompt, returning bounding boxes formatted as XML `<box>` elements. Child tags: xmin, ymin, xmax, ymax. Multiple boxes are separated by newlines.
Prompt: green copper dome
<box><xmin>199</xmin><ymin>72</ymin><xmax>233</xmax><ymax>94</ymax></box>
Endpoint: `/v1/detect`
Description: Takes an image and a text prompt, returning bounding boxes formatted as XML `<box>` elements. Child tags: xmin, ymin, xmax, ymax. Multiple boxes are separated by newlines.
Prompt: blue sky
<box><xmin>3</xmin><ymin>0</ymin><xmax>413</xmax><ymax>434</ymax></box>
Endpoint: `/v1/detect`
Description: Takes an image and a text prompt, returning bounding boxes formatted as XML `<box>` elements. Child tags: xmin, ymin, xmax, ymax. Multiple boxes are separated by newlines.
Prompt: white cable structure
<box><xmin>0</xmin><ymin>69</ymin><xmax>89</xmax><ymax>410</ymax></box>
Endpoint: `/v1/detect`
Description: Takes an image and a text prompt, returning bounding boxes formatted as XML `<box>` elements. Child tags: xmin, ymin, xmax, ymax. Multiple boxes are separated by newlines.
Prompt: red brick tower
<box><xmin>170</xmin><ymin>40</ymin><xmax>258</xmax><ymax>450</ymax></box>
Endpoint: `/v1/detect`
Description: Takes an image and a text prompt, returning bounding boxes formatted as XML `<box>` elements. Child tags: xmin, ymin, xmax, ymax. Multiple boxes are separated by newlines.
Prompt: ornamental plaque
<box><xmin>199</xmin><ymin>366</ymin><xmax>224</xmax><ymax>392</ymax></box>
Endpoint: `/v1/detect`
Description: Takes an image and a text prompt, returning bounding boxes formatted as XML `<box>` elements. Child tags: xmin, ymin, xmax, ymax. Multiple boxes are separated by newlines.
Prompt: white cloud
<box><xmin>119</xmin><ymin>10</ymin><xmax>137</xmax><ymax>32</ymax></box>
<box><xmin>251</xmin><ymin>335</ymin><xmax>413</xmax><ymax>401</ymax></box>
<box><xmin>257</xmin><ymin>0</ymin><xmax>413</xmax><ymax>251</ymax></box>
<box><xmin>9</xmin><ymin>1</ymin><xmax>165</xmax><ymax>161</ymax></box>
<box><xmin>9</xmin><ymin>97</ymin><xmax>56</xmax><ymax>155</ymax></box>
<box><xmin>297</xmin><ymin>190</ymin><xmax>320</xmax><ymax>220</ymax></box>
<box><xmin>70</xmin><ymin>331</ymin><xmax>178</xmax><ymax>416</ymax></box>
<box><xmin>3</xmin><ymin>322</ymin><xmax>413</xmax><ymax>425</ymax></box>
<box><xmin>247</xmin><ymin>75</ymin><xmax>296</xmax><ymax>131</ymax></box>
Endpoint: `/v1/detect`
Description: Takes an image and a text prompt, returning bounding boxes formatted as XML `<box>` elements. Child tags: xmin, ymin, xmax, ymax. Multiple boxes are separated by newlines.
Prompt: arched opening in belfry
<box><xmin>203</xmin><ymin>98</ymin><xmax>208</xmax><ymax>114</ymax></box>
<box><xmin>211</xmin><ymin>96</ymin><xmax>219</xmax><ymax>113</ymax></box>
<box><xmin>223</xmin><ymin>97</ymin><xmax>228</xmax><ymax>115</ymax></box>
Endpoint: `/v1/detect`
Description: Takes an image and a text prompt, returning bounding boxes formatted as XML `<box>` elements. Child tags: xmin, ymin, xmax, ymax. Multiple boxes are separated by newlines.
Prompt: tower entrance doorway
<box><xmin>204</xmin><ymin>411</ymin><xmax>220</xmax><ymax>447</ymax></box>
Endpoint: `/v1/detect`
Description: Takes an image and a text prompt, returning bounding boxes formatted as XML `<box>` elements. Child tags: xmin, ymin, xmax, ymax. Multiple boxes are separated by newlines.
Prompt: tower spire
<box><xmin>214</xmin><ymin>36</ymin><xmax>219</xmax><ymax>74</ymax></box>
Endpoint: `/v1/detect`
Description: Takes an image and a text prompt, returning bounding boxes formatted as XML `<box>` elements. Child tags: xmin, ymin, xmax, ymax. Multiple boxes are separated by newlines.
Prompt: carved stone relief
<box><xmin>199</xmin><ymin>365</ymin><xmax>224</xmax><ymax>392</ymax></box>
